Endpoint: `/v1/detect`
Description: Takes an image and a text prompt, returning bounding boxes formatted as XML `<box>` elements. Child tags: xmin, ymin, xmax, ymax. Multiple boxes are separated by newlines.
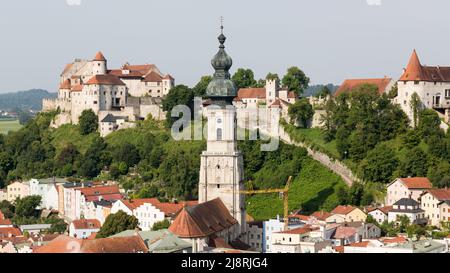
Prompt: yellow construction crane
<box><xmin>239</xmin><ymin>176</ymin><xmax>293</xmax><ymax>231</ymax></box>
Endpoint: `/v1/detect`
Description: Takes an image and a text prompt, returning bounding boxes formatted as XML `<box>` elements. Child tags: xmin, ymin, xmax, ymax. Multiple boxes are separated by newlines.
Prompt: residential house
<box><xmin>386</xmin><ymin>177</ymin><xmax>432</xmax><ymax>206</ymax></box>
<box><xmin>330</xmin><ymin>205</ymin><xmax>367</xmax><ymax>223</ymax></box>
<box><xmin>111</xmin><ymin>198</ymin><xmax>197</xmax><ymax>231</ymax></box>
<box><xmin>0</xmin><ymin>227</ymin><xmax>22</xmax><ymax>239</ymax></box>
<box><xmin>6</xmin><ymin>181</ymin><xmax>30</xmax><ymax>202</ymax></box>
<box><xmin>168</xmin><ymin>198</ymin><xmax>241</xmax><ymax>253</ymax></box>
<box><xmin>270</xmin><ymin>226</ymin><xmax>331</xmax><ymax>253</ymax></box>
<box><xmin>331</xmin><ymin>226</ymin><xmax>361</xmax><ymax>246</ymax></box>
<box><xmin>0</xmin><ymin>241</ymin><xmax>16</xmax><ymax>253</ymax></box>
<box><xmin>367</xmin><ymin>206</ymin><xmax>393</xmax><ymax>224</ymax></box>
<box><xmin>246</xmin><ymin>221</ymin><xmax>263</xmax><ymax>253</ymax></box>
<box><xmin>388</xmin><ymin>198</ymin><xmax>426</xmax><ymax>224</ymax></box>
<box><xmin>84</xmin><ymin>199</ymin><xmax>114</xmax><ymax>224</ymax></box>
<box><xmin>438</xmin><ymin>200</ymin><xmax>450</xmax><ymax>225</ymax></box>
<box><xmin>420</xmin><ymin>189</ymin><xmax>450</xmax><ymax>226</ymax></box>
<box><xmin>69</xmin><ymin>219</ymin><xmax>101</xmax><ymax>239</ymax></box>
<box><xmin>263</xmin><ymin>215</ymin><xmax>305</xmax><ymax>253</ymax></box>
<box><xmin>0</xmin><ymin>212</ymin><xmax>12</xmax><ymax>228</ymax></box>
<box><xmin>0</xmin><ymin>189</ymin><xmax>6</xmax><ymax>202</ymax></box>
<box><xmin>27</xmin><ymin>178</ymin><xmax>67</xmax><ymax>210</ymax></box>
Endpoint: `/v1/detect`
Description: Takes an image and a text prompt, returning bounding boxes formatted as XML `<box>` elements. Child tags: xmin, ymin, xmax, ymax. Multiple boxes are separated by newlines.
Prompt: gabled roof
<box><xmin>368</xmin><ymin>206</ymin><xmax>393</xmax><ymax>215</ymax></box>
<box><xmin>400</xmin><ymin>50</ymin><xmax>450</xmax><ymax>82</ymax></box>
<box><xmin>424</xmin><ymin>189</ymin><xmax>450</xmax><ymax>201</ymax></box>
<box><xmin>119</xmin><ymin>198</ymin><xmax>197</xmax><ymax>217</ymax></box>
<box><xmin>100</xmin><ymin>114</ymin><xmax>128</xmax><ymax>123</ymax></box>
<box><xmin>335</xmin><ymin>78</ymin><xmax>392</xmax><ymax>96</ymax></box>
<box><xmin>311</xmin><ymin>211</ymin><xmax>333</xmax><ymax>221</ymax></box>
<box><xmin>0</xmin><ymin>227</ymin><xmax>22</xmax><ymax>238</ymax></box>
<box><xmin>169</xmin><ymin>198</ymin><xmax>237</xmax><ymax>238</ymax></box>
<box><xmin>332</xmin><ymin>226</ymin><xmax>358</xmax><ymax>239</ymax></box>
<box><xmin>276</xmin><ymin>226</ymin><xmax>314</xmax><ymax>235</ymax></box>
<box><xmin>0</xmin><ymin>219</ymin><xmax>12</xmax><ymax>226</ymax></box>
<box><xmin>122</xmin><ymin>64</ymin><xmax>157</xmax><ymax>74</ymax></box>
<box><xmin>85</xmin><ymin>74</ymin><xmax>125</xmax><ymax>86</ymax></box>
<box><xmin>59</xmin><ymin>79</ymin><xmax>71</xmax><ymax>90</ymax></box>
<box><xmin>393</xmin><ymin>198</ymin><xmax>420</xmax><ymax>207</ymax></box>
<box><xmin>78</xmin><ymin>185</ymin><xmax>121</xmax><ymax>197</ymax></box>
<box><xmin>237</xmin><ymin>88</ymin><xmax>266</xmax><ymax>99</ymax></box>
<box><xmin>397</xmin><ymin>177</ymin><xmax>433</xmax><ymax>189</ymax></box>
<box><xmin>71</xmin><ymin>219</ymin><xmax>101</xmax><ymax>230</ymax></box>
<box><xmin>71</xmin><ymin>84</ymin><xmax>83</xmax><ymax>92</ymax></box>
<box><xmin>163</xmin><ymin>74</ymin><xmax>174</xmax><ymax>80</ymax></box>
<box><xmin>143</xmin><ymin>71</ymin><xmax>163</xmax><ymax>82</ymax></box>
<box><xmin>331</xmin><ymin>205</ymin><xmax>357</xmax><ymax>215</ymax></box>
<box><xmin>93</xmin><ymin>51</ymin><xmax>106</xmax><ymax>62</ymax></box>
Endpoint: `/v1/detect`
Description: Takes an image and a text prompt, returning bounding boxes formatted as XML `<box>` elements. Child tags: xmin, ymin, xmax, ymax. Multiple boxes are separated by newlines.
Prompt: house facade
<box><xmin>388</xmin><ymin>198</ymin><xmax>426</xmax><ymax>224</ymax></box>
<box><xmin>69</xmin><ymin>219</ymin><xmax>101</xmax><ymax>239</ymax></box>
<box><xmin>386</xmin><ymin>177</ymin><xmax>432</xmax><ymax>206</ymax></box>
<box><xmin>330</xmin><ymin>206</ymin><xmax>367</xmax><ymax>223</ymax></box>
<box><xmin>6</xmin><ymin>181</ymin><xmax>30</xmax><ymax>202</ymax></box>
<box><xmin>420</xmin><ymin>189</ymin><xmax>450</xmax><ymax>226</ymax></box>
<box><xmin>367</xmin><ymin>206</ymin><xmax>393</xmax><ymax>224</ymax></box>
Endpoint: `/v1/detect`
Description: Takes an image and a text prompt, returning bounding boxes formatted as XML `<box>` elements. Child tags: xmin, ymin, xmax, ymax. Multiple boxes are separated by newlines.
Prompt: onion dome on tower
<box><xmin>205</xmin><ymin>23</ymin><xmax>237</xmax><ymax>106</ymax></box>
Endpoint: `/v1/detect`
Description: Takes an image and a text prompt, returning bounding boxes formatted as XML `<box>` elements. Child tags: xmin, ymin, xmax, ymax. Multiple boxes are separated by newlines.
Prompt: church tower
<box><xmin>198</xmin><ymin>24</ymin><xmax>246</xmax><ymax>233</ymax></box>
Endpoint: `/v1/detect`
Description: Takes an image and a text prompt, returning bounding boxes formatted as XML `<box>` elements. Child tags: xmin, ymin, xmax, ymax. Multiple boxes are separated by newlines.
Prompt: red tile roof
<box><xmin>276</xmin><ymin>226</ymin><xmax>314</xmax><ymax>235</ymax></box>
<box><xmin>348</xmin><ymin>241</ymin><xmax>370</xmax><ymax>248</ymax></box>
<box><xmin>78</xmin><ymin>185</ymin><xmax>121</xmax><ymax>197</ymax></box>
<box><xmin>93</xmin><ymin>51</ymin><xmax>106</xmax><ymax>62</ymax></box>
<box><xmin>426</xmin><ymin>189</ymin><xmax>450</xmax><ymax>201</ymax></box>
<box><xmin>331</xmin><ymin>205</ymin><xmax>357</xmax><ymax>215</ymax></box>
<box><xmin>121</xmin><ymin>198</ymin><xmax>197</xmax><ymax>217</ymax></box>
<box><xmin>399</xmin><ymin>177</ymin><xmax>433</xmax><ymax>189</ymax></box>
<box><xmin>122</xmin><ymin>64</ymin><xmax>156</xmax><ymax>74</ymax></box>
<box><xmin>237</xmin><ymin>88</ymin><xmax>266</xmax><ymax>99</ymax></box>
<box><xmin>0</xmin><ymin>227</ymin><xmax>22</xmax><ymax>238</ymax></box>
<box><xmin>70</xmin><ymin>84</ymin><xmax>83</xmax><ymax>92</ymax></box>
<box><xmin>85</xmin><ymin>193</ymin><xmax>123</xmax><ymax>202</ymax></box>
<box><xmin>169</xmin><ymin>198</ymin><xmax>237</xmax><ymax>238</ymax></box>
<box><xmin>311</xmin><ymin>211</ymin><xmax>333</xmax><ymax>221</ymax></box>
<box><xmin>0</xmin><ymin>219</ymin><xmax>12</xmax><ymax>226</ymax></box>
<box><xmin>108</xmin><ymin>69</ymin><xmax>144</xmax><ymax>78</ymax></box>
<box><xmin>143</xmin><ymin>71</ymin><xmax>163</xmax><ymax>82</ymax></box>
<box><xmin>287</xmin><ymin>91</ymin><xmax>297</xmax><ymax>98</ymax></box>
<box><xmin>85</xmin><ymin>75</ymin><xmax>125</xmax><ymax>86</ymax></box>
<box><xmin>335</xmin><ymin>78</ymin><xmax>392</xmax><ymax>96</ymax></box>
<box><xmin>71</xmin><ymin>219</ymin><xmax>101</xmax><ymax>230</ymax></box>
<box><xmin>382</xmin><ymin>236</ymin><xmax>408</xmax><ymax>244</ymax></box>
<box><xmin>333</xmin><ymin>226</ymin><xmax>358</xmax><ymax>239</ymax></box>
<box><xmin>33</xmin><ymin>235</ymin><xmax>148</xmax><ymax>253</ymax></box>
<box><xmin>400</xmin><ymin>50</ymin><xmax>450</xmax><ymax>82</ymax></box>
<box><xmin>59</xmin><ymin>79</ymin><xmax>71</xmax><ymax>89</ymax></box>
<box><xmin>334</xmin><ymin>246</ymin><xmax>344</xmax><ymax>253</ymax></box>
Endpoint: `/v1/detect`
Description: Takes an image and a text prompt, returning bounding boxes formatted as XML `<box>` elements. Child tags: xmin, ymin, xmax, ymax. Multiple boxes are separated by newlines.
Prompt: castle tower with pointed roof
<box><xmin>397</xmin><ymin>50</ymin><xmax>450</xmax><ymax>127</ymax></box>
<box><xmin>92</xmin><ymin>51</ymin><xmax>107</xmax><ymax>75</ymax></box>
<box><xmin>198</xmin><ymin>25</ymin><xmax>246</xmax><ymax>235</ymax></box>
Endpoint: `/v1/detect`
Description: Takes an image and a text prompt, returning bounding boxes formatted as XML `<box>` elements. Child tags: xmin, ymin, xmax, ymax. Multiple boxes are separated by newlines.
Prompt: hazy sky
<box><xmin>1</xmin><ymin>0</ymin><xmax>450</xmax><ymax>93</ymax></box>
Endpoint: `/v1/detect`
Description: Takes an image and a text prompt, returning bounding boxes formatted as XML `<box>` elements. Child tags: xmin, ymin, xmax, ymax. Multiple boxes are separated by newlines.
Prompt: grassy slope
<box><xmin>246</xmin><ymin>158</ymin><xmax>346</xmax><ymax>221</ymax></box>
<box><xmin>50</xmin><ymin>124</ymin><xmax>98</xmax><ymax>154</ymax></box>
<box><xmin>0</xmin><ymin>119</ymin><xmax>22</xmax><ymax>135</ymax></box>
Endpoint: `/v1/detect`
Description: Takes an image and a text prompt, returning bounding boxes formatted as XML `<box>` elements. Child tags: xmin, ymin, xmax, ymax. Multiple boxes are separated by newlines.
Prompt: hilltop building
<box><xmin>335</xmin><ymin>77</ymin><xmax>395</xmax><ymax>97</ymax></box>
<box><xmin>43</xmin><ymin>52</ymin><xmax>174</xmax><ymax>136</ymax></box>
<box><xmin>397</xmin><ymin>50</ymin><xmax>450</xmax><ymax>127</ymax></box>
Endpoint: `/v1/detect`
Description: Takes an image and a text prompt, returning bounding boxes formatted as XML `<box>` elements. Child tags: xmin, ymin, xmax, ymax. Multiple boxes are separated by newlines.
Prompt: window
<box><xmin>217</xmin><ymin>128</ymin><xmax>223</xmax><ymax>141</ymax></box>
<box><xmin>445</xmin><ymin>89</ymin><xmax>450</xmax><ymax>98</ymax></box>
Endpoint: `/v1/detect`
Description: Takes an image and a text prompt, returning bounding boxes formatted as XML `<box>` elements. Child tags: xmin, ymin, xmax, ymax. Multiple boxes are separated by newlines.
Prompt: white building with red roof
<box><xmin>386</xmin><ymin>177</ymin><xmax>433</xmax><ymax>206</ymax></box>
<box><xmin>420</xmin><ymin>188</ymin><xmax>450</xmax><ymax>227</ymax></box>
<box><xmin>69</xmin><ymin>219</ymin><xmax>101</xmax><ymax>239</ymax></box>
<box><xmin>335</xmin><ymin>77</ymin><xmax>395</xmax><ymax>97</ymax></box>
<box><xmin>43</xmin><ymin>51</ymin><xmax>175</xmax><ymax>135</ymax></box>
<box><xmin>367</xmin><ymin>206</ymin><xmax>393</xmax><ymax>224</ymax></box>
<box><xmin>111</xmin><ymin>198</ymin><xmax>197</xmax><ymax>231</ymax></box>
<box><xmin>397</xmin><ymin>50</ymin><xmax>450</xmax><ymax>127</ymax></box>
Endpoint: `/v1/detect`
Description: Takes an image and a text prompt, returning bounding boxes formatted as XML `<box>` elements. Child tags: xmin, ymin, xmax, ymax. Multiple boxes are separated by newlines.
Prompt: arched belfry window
<box><xmin>217</xmin><ymin>128</ymin><xmax>223</xmax><ymax>141</ymax></box>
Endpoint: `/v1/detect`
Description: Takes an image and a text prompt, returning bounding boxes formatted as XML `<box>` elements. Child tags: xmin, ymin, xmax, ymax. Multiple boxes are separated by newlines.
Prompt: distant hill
<box><xmin>304</xmin><ymin>84</ymin><xmax>339</xmax><ymax>97</ymax></box>
<box><xmin>0</xmin><ymin>89</ymin><xmax>57</xmax><ymax>111</ymax></box>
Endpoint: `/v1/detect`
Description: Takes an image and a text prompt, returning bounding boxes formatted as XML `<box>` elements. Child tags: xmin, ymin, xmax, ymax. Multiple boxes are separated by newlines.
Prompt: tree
<box><xmin>281</xmin><ymin>66</ymin><xmax>310</xmax><ymax>96</ymax></box>
<box><xmin>111</xmin><ymin>143</ymin><xmax>140</xmax><ymax>169</ymax></box>
<box><xmin>15</xmin><ymin>196</ymin><xmax>41</xmax><ymax>218</ymax></box>
<box><xmin>162</xmin><ymin>85</ymin><xmax>194</xmax><ymax>127</ymax></box>
<box><xmin>232</xmin><ymin>68</ymin><xmax>257</xmax><ymax>90</ymax></box>
<box><xmin>336</xmin><ymin>186</ymin><xmax>349</xmax><ymax>205</ymax></box>
<box><xmin>192</xmin><ymin>76</ymin><xmax>212</xmax><ymax>97</ymax></box>
<box><xmin>152</xmin><ymin>219</ymin><xmax>171</xmax><ymax>231</ymax></box>
<box><xmin>79</xmin><ymin>109</ymin><xmax>98</xmax><ymax>135</ymax></box>
<box><xmin>418</xmin><ymin>109</ymin><xmax>443</xmax><ymax>141</ymax></box>
<box><xmin>315</xmin><ymin>86</ymin><xmax>331</xmax><ymax>98</ymax></box>
<box><xmin>428</xmin><ymin>162</ymin><xmax>450</xmax><ymax>188</ymax></box>
<box><xmin>335</xmin><ymin>127</ymin><xmax>351</xmax><ymax>159</ymax></box>
<box><xmin>288</xmin><ymin>98</ymin><xmax>314</xmax><ymax>128</ymax></box>
<box><xmin>360</xmin><ymin>143</ymin><xmax>398</xmax><ymax>183</ymax></box>
<box><xmin>409</xmin><ymin>92</ymin><xmax>421</xmax><ymax>128</ymax></box>
<box><xmin>398</xmin><ymin>147</ymin><xmax>429</xmax><ymax>178</ymax></box>
<box><xmin>96</xmin><ymin>211</ymin><xmax>139</xmax><ymax>238</ymax></box>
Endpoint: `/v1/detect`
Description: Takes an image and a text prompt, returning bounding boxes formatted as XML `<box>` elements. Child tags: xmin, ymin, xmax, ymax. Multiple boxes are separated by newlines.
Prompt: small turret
<box><xmin>92</xmin><ymin>51</ymin><xmax>107</xmax><ymax>75</ymax></box>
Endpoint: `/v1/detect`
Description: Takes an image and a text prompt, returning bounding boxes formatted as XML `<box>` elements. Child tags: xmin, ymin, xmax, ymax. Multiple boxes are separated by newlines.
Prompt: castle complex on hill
<box><xmin>43</xmin><ymin>52</ymin><xmax>175</xmax><ymax>136</ymax></box>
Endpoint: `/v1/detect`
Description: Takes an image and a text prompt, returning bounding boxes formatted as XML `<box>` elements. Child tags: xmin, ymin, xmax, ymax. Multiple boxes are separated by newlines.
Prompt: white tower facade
<box><xmin>198</xmin><ymin>25</ymin><xmax>246</xmax><ymax>234</ymax></box>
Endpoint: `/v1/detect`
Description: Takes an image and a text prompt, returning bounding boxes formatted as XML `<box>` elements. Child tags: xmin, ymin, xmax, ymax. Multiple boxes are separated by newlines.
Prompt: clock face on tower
<box><xmin>217</xmin><ymin>118</ymin><xmax>222</xmax><ymax>124</ymax></box>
